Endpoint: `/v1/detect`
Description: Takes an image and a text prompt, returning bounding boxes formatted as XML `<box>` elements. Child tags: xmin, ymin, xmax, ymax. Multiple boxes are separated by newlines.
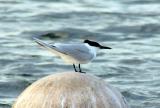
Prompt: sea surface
<box><xmin>0</xmin><ymin>0</ymin><xmax>160</xmax><ymax>108</ymax></box>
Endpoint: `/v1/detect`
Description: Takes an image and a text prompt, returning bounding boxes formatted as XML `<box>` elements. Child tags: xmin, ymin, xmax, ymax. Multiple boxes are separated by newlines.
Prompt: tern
<box><xmin>33</xmin><ymin>37</ymin><xmax>111</xmax><ymax>73</ymax></box>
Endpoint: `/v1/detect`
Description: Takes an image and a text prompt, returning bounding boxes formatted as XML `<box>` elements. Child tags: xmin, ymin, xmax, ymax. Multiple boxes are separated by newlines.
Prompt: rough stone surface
<box><xmin>13</xmin><ymin>72</ymin><xmax>129</xmax><ymax>108</ymax></box>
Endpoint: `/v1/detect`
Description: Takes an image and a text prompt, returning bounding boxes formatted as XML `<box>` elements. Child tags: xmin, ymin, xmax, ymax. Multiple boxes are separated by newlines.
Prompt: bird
<box><xmin>33</xmin><ymin>37</ymin><xmax>111</xmax><ymax>73</ymax></box>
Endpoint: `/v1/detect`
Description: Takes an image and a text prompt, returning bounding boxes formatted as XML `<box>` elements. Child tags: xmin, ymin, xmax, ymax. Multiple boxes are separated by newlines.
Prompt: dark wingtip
<box><xmin>32</xmin><ymin>37</ymin><xmax>46</xmax><ymax>47</ymax></box>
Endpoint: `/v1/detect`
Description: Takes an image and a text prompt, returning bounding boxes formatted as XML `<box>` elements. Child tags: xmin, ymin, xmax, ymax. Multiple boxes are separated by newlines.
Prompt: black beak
<box><xmin>100</xmin><ymin>45</ymin><xmax>112</xmax><ymax>49</ymax></box>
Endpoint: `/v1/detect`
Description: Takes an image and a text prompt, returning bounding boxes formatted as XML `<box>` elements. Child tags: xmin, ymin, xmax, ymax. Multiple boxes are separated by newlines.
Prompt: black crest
<box><xmin>84</xmin><ymin>39</ymin><xmax>112</xmax><ymax>49</ymax></box>
<box><xmin>84</xmin><ymin>39</ymin><xmax>100</xmax><ymax>47</ymax></box>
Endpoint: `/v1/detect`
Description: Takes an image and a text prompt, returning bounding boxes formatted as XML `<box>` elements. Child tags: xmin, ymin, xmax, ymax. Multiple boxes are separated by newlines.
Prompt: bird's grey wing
<box><xmin>54</xmin><ymin>44</ymin><xmax>92</xmax><ymax>61</ymax></box>
<box><xmin>54</xmin><ymin>44</ymin><xmax>90</xmax><ymax>55</ymax></box>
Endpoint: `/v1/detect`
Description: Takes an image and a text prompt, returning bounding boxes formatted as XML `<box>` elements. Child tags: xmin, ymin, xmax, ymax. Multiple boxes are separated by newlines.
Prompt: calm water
<box><xmin>0</xmin><ymin>0</ymin><xmax>160</xmax><ymax>108</ymax></box>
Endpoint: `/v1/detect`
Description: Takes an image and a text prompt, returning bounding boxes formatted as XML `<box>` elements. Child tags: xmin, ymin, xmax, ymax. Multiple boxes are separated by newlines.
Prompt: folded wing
<box><xmin>54</xmin><ymin>43</ymin><xmax>94</xmax><ymax>63</ymax></box>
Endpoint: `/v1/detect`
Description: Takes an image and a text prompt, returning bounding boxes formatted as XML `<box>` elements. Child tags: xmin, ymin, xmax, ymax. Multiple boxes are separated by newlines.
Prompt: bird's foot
<box><xmin>79</xmin><ymin>71</ymin><xmax>86</xmax><ymax>73</ymax></box>
<box><xmin>74</xmin><ymin>71</ymin><xmax>85</xmax><ymax>73</ymax></box>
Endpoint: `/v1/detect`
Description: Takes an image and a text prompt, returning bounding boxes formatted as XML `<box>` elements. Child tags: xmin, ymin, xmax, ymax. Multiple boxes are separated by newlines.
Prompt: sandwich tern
<box><xmin>33</xmin><ymin>38</ymin><xmax>111</xmax><ymax>73</ymax></box>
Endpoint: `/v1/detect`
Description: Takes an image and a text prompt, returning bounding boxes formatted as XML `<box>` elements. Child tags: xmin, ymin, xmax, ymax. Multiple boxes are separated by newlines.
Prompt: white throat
<box><xmin>85</xmin><ymin>43</ymin><xmax>97</xmax><ymax>57</ymax></box>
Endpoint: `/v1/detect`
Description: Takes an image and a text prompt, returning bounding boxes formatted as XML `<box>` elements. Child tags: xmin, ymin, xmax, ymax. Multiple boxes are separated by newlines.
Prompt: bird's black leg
<box><xmin>79</xmin><ymin>64</ymin><xmax>82</xmax><ymax>72</ymax></box>
<box><xmin>73</xmin><ymin>64</ymin><xmax>77</xmax><ymax>72</ymax></box>
<box><xmin>78</xmin><ymin>64</ymin><xmax>85</xmax><ymax>73</ymax></box>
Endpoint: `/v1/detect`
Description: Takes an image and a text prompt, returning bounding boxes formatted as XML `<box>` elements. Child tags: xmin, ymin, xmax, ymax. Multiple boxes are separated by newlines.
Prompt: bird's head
<box><xmin>84</xmin><ymin>39</ymin><xmax>112</xmax><ymax>49</ymax></box>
